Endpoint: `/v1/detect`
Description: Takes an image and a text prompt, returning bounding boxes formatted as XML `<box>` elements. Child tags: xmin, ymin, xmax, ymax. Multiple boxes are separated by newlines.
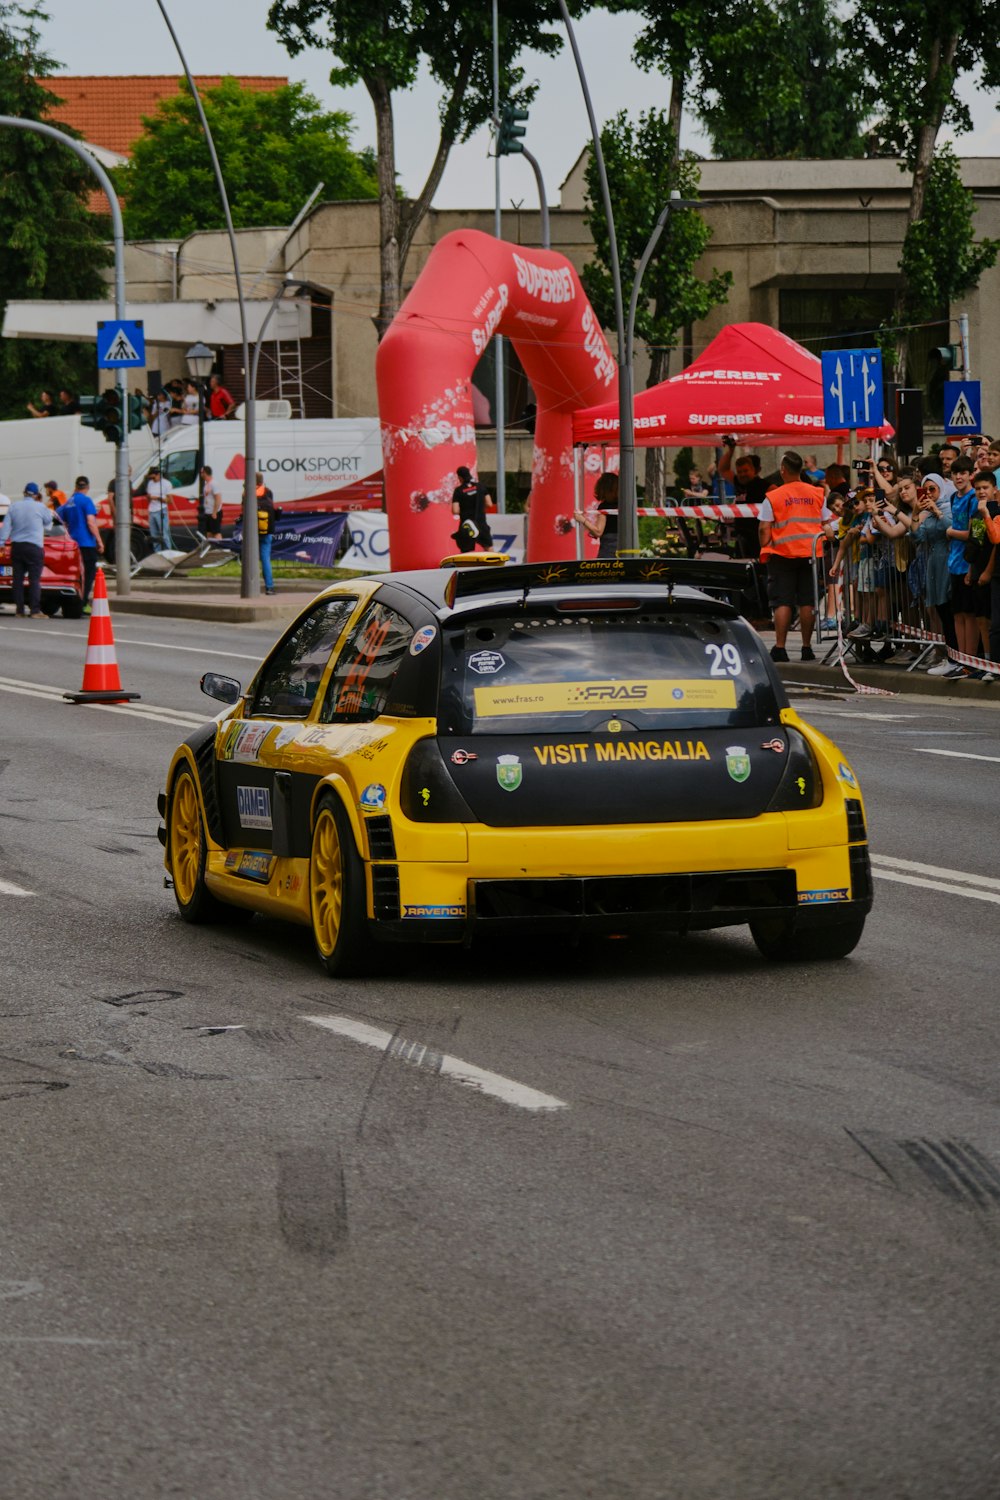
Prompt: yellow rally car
<box><xmin>157</xmin><ymin>558</ymin><xmax>872</xmax><ymax>974</ymax></box>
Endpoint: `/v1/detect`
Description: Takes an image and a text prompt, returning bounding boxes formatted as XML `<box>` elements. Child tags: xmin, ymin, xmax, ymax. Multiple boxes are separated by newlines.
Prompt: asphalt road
<box><xmin>2</xmin><ymin>610</ymin><xmax>1000</xmax><ymax>1500</ymax></box>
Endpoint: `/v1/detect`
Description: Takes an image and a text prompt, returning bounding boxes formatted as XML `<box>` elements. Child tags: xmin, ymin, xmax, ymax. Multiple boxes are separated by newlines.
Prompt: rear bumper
<box><xmin>374</xmin><ymin>848</ymin><xmax>873</xmax><ymax>942</ymax></box>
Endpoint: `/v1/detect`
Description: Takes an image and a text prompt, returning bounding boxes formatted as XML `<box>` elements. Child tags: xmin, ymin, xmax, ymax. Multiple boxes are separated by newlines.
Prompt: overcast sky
<box><xmin>38</xmin><ymin>0</ymin><xmax>1000</xmax><ymax>213</ymax></box>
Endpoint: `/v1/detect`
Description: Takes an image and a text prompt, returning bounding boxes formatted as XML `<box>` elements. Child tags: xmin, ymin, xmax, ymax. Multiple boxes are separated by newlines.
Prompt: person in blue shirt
<box><xmin>945</xmin><ymin>456</ymin><xmax>978</xmax><ymax>675</ymax></box>
<box><xmin>0</xmin><ymin>481</ymin><xmax>53</xmax><ymax>616</ymax></box>
<box><xmin>58</xmin><ymin>475</ymin><xmax>104</xmax><ymax>608</ymax></box>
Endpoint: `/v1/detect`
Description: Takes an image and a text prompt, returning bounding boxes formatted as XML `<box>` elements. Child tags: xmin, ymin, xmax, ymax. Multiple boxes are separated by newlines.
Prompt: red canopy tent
<box><xmin>571</xmin><ymin>321</ymin><xmax>893</xmax><ymax>448</ymax></box>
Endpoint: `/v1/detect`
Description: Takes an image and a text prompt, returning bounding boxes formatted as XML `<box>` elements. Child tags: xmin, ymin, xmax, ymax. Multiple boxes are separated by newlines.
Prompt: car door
<box><xmin>216</xmin><ymin>596</ymin><xmax>358</xmax><ymax>852</ymax></box>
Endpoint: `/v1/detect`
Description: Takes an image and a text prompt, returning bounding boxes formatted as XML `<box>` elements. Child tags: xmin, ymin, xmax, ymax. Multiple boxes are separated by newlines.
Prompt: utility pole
<box><xmin>0</xmin><ymin>116</ymin><xmax>133</xmax><ymax>597</ymax></box>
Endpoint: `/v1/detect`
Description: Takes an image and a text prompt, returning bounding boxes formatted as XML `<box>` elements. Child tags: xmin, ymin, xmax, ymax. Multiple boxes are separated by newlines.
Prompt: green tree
<box><xmin>267</xmin><ymin>0</ymin><xmax>589</xmax><ymax>337</ymax></box>
<box><xmin>895</xmin><ymin>145</ymin><xmax>998</xmax><ymax>397</ymax></box>
<box><xmin>0</xmin><ymin>1</ymin><xmax>110</xmax><ymax>419</ymax></box>
<box><xmin>697</xmin><ymin>0</ymin><xmax>870</xmax><ymax>159</ymax></box>
<box><xmin>117</xmin><ymin>78</ymin><xmax>377</xmax><ymax>240</ymax></box>
<box><xmin>617</xmin><ymin>0</ymin><xmax>868</xmax><ymax>162</ymax></box>
<box><xmin>581</xmin><ymin>110</ymin><xmax>731</xmax><ymax>503</ymax></box>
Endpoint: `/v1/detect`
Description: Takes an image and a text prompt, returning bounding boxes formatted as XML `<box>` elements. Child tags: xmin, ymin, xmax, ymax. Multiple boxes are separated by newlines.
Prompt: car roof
<box><xmin>340</xmin><ymin>558</ymin><xmax>751</xmax><ymax>622</ymax></box>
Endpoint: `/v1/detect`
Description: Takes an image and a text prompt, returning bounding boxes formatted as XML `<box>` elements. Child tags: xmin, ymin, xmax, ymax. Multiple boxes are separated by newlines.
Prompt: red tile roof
<box><xmin>44</xmin><ymin>75</ymin><xmax>287</xmax><ymax>158</ymax></box>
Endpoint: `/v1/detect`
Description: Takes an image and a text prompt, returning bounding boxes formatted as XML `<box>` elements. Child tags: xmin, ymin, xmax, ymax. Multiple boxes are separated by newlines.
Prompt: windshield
<box><xmin>439</xmin><ymin>609</ymin><xmax>780</xmax><ymax>735</ymax></box>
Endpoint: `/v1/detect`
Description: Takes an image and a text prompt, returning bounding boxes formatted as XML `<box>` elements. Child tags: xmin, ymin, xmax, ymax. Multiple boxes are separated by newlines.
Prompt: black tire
<box><xmin>167</xmin><ymin>765</ymin><xmax>226</xmax><ymax>924</ymax></box>
<box><xmin>750</xmin><ymin>914</ymin><xmax>866</xmax><ymax>962</ymax></box>
<box><xmin>61</xmin><ymin>596</ymin><xmax>84</xmax><ymax>619</ymax></box>
<box><xmin>309</xmin><ymin>792</ymin><xmax>372</xmax><ymax>976</ymax></box>
<box><xmin>130</xmin><ymin>526</ymin><xmax>152</xmax><ymax>565</ymax></box>
<box><xmin>41</xmin><ymin>600</ymin><xmax>60</xmax><ymax>617</ymax></box>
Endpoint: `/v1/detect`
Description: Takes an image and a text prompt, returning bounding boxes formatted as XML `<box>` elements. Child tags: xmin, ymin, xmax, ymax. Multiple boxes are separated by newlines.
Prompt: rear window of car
<box><xmin>438</xmin><ymin>609</ymin><xmax>780</xmax><ymax>734</ymax></box>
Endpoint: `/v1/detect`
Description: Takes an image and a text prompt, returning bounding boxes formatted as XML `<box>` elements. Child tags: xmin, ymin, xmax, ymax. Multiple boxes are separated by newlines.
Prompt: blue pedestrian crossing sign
<box><xmin>821</xmin><ymin>347</ymin><xmax>884</xmax><ymax>430</ymax></box>
<box><xmin>943</xmin><ymin>381</ymin><xmax>982</xmax><ymax>435</ymax></box>
<box><xmin>97</xmin><ymin>319</ymin><xmax>145</xmax><ymax>369</ymax></box>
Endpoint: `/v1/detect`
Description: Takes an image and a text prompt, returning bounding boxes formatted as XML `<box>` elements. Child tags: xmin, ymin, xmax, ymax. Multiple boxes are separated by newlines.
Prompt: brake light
<box><xmin>555</xmin><ymin>598</ymin><xmax>641</xmax><ymax>612</ymax></box>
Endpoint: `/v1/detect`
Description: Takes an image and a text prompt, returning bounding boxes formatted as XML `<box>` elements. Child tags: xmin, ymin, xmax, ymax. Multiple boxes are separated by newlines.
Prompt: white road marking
<box><xmin>913</xmin><ymin>747</ymin><xmax>1000</xmax><ymax>764</ymax></box>
<box><xmin>799</xmin><ymin>710</ymin><xmax>916</xmax><ymax>721</ymax></box>
<box><xmin>303</xmin><ymin>1013</ymin><xmax>568</xmax><ymax>1113</ymax></box>
<box><xmin>873</xmin><ymin>870</ymin><xmax>1000</xmax><ymax>906</ymax></box>
<box><xmin>0</xmin><ymin>676</ymin><xmax>205</xmax><ymax>729</ymax></box>
<box><xmin>0</xmin><ymin>877</ymin><xmax>33</xmax><ymax>897</ymax></box>
<box><xmin>871</xmin><ymin>853</ymin><xmax>1000</xmax><ymax>905</ymax></box>
<box><xmin>1</xmin><ymin>622</ymin><xmax>262</xmax><ymax>660</ymax></box>
<box><xmin>871</xmin><ymin>853</ymin><xmax>1000</xmax><ymax>893</ymax></box>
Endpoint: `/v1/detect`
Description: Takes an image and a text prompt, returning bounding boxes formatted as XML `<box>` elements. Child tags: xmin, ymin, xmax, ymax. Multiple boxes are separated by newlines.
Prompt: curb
<box><xmin>775</xmin><ymin>659</ymin><xmax>1000</xmax><ymax>701</ymax></box>
<box><xmin>108</xmin><ymin>596</ymin><xmax>303</xmax><ymax>623</ymax></box>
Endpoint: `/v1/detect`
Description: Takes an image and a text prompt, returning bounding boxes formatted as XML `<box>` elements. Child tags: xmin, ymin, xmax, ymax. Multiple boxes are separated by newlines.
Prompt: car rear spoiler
<box><xmin>441</xmin><ymin>556</ymin><xmax>756</xmax><ymax>609</ymax></box>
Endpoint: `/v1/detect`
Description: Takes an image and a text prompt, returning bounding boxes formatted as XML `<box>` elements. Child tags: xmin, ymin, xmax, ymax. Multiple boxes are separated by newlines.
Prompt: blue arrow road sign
<box><xmin>97</xmin><ymin>319</ymin><xmax>145</xmax><ymax>368</ymax></box>
<box><xmin>943</xmin><ymin>381</ymin><xmax>982</xmax><ymax>435</ymax></box>
<box><xmin>821</xmin><ymin>347</ymin><xmax>884</xmax><ymax>430</ymax></box>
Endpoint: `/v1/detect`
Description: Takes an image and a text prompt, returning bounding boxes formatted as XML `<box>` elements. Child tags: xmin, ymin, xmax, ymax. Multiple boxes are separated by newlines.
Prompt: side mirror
<box><xmin>200</xmin><ymin>671</ymin><xmax>241</xmax><ymax>705</ymax></box>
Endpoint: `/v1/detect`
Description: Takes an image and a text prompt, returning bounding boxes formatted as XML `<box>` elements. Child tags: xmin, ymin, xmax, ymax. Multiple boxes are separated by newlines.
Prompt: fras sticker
<box><xmin>468</xmin><ymin>650</ymin><xmax>506</xmax><ymax>675</ymax></box>
<box><xmin>359</xmin><ymin>783</ymin><xmax>387</xmax><ymax>811</ymax></box>
<box><xmin>409</xmin><ymin>625</ymin><xmax>437</xmax><ymax>656</ymax></box>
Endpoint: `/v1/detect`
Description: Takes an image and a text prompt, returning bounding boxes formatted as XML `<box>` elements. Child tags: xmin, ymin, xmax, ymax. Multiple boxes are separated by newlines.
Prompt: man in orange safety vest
<box><xmin>758</xmin><ymin>450</ymin><xmax>831</xmax><ymax>663</ymax></box>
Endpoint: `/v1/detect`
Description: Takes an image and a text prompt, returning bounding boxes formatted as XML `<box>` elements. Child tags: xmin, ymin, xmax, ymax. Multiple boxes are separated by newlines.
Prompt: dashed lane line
<box><xmin>913</xmin><ymin>747</ymin><xmax>1000</xmax><ymax>764</ymax></box>
<box><xmin>302</xmin><ymin>1014</ymin><xmax>568</xmax><ymax>1113</ymax></box>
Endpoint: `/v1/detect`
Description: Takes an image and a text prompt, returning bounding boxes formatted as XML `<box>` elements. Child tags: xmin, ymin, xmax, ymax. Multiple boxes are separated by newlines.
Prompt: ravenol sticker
<box><xmin>725</xmin><ymin>745</ymin><xmax>751</xmax><ymax>783</ymax></box>
<box><xmin>409</xmin><ymin>625</ymin><xmax>437</xmax><ymax>656</ymax></box>
<box><xmin>403</xmin><ymin>904</ymin><xmax>467</xmax><ymax>918</ymax></box>
<box><xmin>798</xmin><ymin>888</ymin><xmax>850</xmax><ymax>905</ymax></box>
<box><xmin>359</xmin><ymin>782</ymin><xmax>387</xmax><ymax>811</ymax></box>
<box><xmin>237</xmin><ymin>850</ymin><xmax>274</xmax><ymax>884</ymax></box>
<box><xmin>496</xmin><ymin>753</ymin><xmax>522</xmax><ymax>791</ymax></box>
<box><xmin>474</xmin><ymin>679</ymin><xmax>737</xmax><ymax>717</ymax></box>
<box><xmin>236</xmin><ymin>784</ymin><xmax>272</xmax><ymax>830</ymax></box>
<box><xmin>838</xmin><ymin>761</ymin><xmax>858</xmax><ymax>787</ymax></box>
<box><xmin>468</xmin><ymin>649</ymin><xmax>506</xmax><ymax>675</ymax></box>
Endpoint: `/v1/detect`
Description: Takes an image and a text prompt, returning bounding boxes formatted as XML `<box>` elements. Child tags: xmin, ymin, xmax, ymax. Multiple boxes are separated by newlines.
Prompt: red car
<box><xmin>0</xmin><ymin>518</ymin><xmax>85</xmax><ymax>618</ymax></box>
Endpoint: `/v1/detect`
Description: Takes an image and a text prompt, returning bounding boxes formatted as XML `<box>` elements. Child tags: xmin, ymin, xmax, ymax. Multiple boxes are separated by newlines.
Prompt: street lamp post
<box><xmin>0</xmin><ymin>115</ymin><xmax>134</xmax><ymax>596</ymax></box>
<box><xmin>185</xmin><ymin>340</ymin><xmax>214</xmax><ymax>466</ymax></box>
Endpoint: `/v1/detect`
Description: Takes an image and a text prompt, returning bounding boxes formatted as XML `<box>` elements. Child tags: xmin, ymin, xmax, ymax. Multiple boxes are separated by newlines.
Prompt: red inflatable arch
<box><xmin>376</xmin><ymin>229</ymin><xmax>617</xmax><ymax>568</ymax></box>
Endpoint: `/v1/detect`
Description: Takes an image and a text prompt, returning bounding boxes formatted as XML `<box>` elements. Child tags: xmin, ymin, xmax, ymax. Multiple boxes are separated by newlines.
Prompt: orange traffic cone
<box><xmin>64</xmin><ymin>568</ymin><xmax>140</xmax><ymax>704</ymax></box>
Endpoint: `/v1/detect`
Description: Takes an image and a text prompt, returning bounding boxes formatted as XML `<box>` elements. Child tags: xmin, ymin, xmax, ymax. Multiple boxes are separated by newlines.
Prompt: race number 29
<box><xmin>704</xmin><ymin>643</ymin><xmax>742</xmax><ymax>677</ymax></box>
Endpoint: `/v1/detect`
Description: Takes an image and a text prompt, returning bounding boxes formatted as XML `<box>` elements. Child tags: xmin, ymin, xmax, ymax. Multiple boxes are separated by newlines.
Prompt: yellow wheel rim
<box><xmin>170</xmin><ymin>773</ymin><xmax>202</xmax><ymax>906</ymax></box>
<box><xmin>311</xmin><ymin>808</ymin><xmax>344</xmax><ymax>958</ymax></box>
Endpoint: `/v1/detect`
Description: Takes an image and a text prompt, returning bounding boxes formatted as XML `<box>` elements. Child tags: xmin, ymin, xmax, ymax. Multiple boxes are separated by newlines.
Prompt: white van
<box><xmin>129</xmin><ymin>416</ymin><xmax>383</xmax><ymax>538</ymax></box>
<box><xmin>0</xmin><ymin>414</ymin><xmax>155</xmax><ymax>504</ymax></box>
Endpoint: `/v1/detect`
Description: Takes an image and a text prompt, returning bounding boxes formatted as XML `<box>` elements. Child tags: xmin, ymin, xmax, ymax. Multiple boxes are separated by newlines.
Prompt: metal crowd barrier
<box><xmin>813</xmin><ymin>529</ymin><xmax>998</xmax><ymax>675</ymax></box>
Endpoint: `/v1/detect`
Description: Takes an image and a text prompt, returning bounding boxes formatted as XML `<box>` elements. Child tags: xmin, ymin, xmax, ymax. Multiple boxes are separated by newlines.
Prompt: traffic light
<box><xmin>94</xmin><ymin>388</ymin><xmax>122</xmax><ymax>445</ymax></box>
<box><xmin>128</xmin><ymin>391</ymin><xmax>146</xmax><ymax>432</ymax></box>
<box><xmin>79</xmin><ymin>395</ymin><xmax>99</xmax><ymax>428</ymax></box>
<box><xmin>930</xmin><ymin>344</ymin><xmax>962</xmax><ymax>369</ymax></box>
<box><xmin>497</xmin><ymin>102</ymin><xmax>529</xmax><ymax>156</ymax></box>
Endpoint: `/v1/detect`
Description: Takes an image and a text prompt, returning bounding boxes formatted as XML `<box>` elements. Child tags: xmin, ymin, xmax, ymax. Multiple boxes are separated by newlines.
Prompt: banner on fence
<box><xmin>339</xmin><ymin>512</ymin><xmax>526</xmax><ymax>572</ymax></box>
<box><xmin>225</xmin><ymin>511</ymin><xmax>349</xmax><ymax>570</ymax></box>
